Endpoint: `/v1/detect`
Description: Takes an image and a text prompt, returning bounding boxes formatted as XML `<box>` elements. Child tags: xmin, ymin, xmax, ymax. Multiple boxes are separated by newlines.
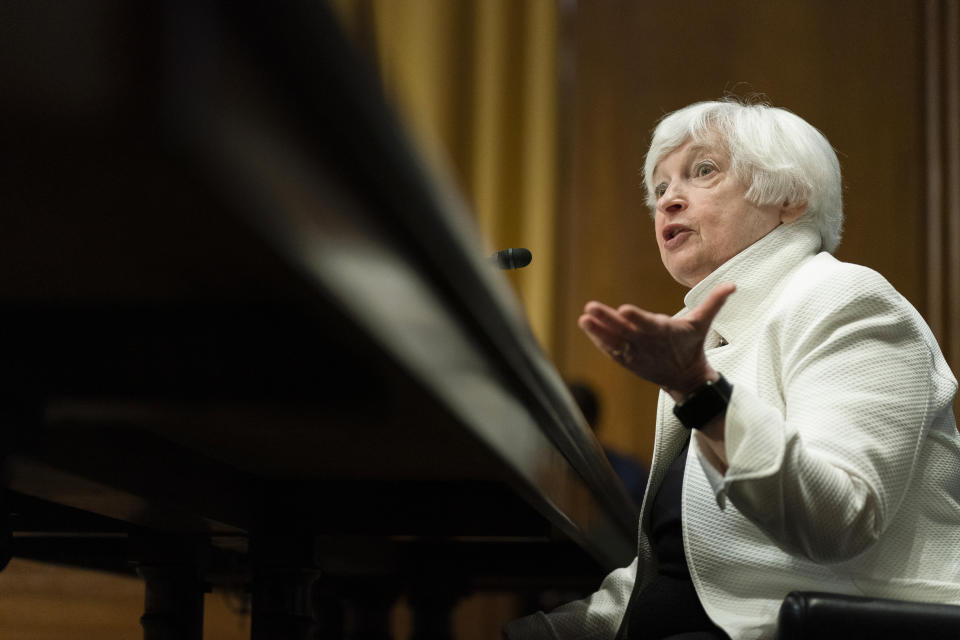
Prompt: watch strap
<box><xmin>672</xmin><ymin>374</ymin><xmax>733</xmax><ymax>429</ymax></box>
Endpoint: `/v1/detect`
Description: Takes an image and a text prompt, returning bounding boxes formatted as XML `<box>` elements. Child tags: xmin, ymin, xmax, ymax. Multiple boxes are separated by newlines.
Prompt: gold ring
<box><xmin>612</xmin><ymin>342</ymin><xmax>632</xmax><ymax>361</ymax></box>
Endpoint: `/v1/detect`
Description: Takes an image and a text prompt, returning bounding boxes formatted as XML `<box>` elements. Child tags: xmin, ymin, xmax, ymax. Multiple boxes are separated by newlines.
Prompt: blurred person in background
<box><xmin>568</xmin><ymin>381</ymin><xmax>647</xmax><ymax>508</ymax></box>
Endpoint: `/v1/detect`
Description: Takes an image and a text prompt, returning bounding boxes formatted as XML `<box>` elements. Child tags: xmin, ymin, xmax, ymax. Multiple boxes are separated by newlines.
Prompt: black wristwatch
<box><xmin>672</xmin><ymin>374</ymin><xmax>733</xmax><ymax>429</ymax></box>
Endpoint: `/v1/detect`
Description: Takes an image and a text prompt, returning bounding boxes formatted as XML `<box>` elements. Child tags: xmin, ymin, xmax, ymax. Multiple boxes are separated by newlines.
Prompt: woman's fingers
<box><xmin>579</xmin><ymin>284</ymin><xmax>736</xmax><ymax>378</ymax></box>
<box><xmin>579</xmin><ymin>302</ymin><xmax>640</xmax><ymax>360</ymax></box>
<box><xmin>617</xmin><ymin>304</ymin><xmax>660</xmax><ymax>329</ymax></box>
<box><xmin>583</xmin><ymin>301</ymin><xmax>636</xmax><ymax>329</ymax></box>
<box><xmin>579</xmin><ymin>313</ymin><xmax>625</xmax><ymax>350</ymax></box>
<box><xmin>578</xmin><ymin>317</ymin><xmax>605</xmax><ymax>349</ymax></box>
<box><xmin>581</xmin><ymin>301</ymin><xmax>639</xmax><ymax>339</ymax></box>
<box><xmin>613</xmin><ymin>284</ymin><xmax>736</xmax><ymax>334</ymax></box>
<box><xmin>688</xmin><ymin>283</ymin><xmax>736</xmax><ymax>329</ymax></box>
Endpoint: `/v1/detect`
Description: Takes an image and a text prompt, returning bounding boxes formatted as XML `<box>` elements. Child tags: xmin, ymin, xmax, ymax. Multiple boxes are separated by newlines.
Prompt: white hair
<box><xmin>643</xmin><ymin>100</ymin><xmax>844</xmax><ymax>253</ymax></box>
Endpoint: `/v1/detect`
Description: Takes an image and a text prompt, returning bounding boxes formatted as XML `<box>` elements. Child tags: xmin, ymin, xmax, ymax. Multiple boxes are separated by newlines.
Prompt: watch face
<box><xmin>673</xmin><ymin>375</ymin><xmax>732</xmax><ymax>429</ymax></box>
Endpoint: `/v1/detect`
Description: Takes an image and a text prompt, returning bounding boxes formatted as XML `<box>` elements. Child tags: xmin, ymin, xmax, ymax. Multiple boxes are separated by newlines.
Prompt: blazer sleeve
<box><xmin>713</xmin><ymin>265</ymin><xmax>953</xmax><ymax>563</ymax></box>
<box><xmin>503</xmin><ymin>557</ymin><xmax>637</xmax><ymax>640</ymax></box>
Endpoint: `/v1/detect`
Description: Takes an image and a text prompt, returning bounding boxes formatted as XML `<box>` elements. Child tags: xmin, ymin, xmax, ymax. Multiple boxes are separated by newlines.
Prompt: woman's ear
<box><xmin>780</xmin><ymin>200</ymin><xmax>807</xmax><ymax>224</ymax></box>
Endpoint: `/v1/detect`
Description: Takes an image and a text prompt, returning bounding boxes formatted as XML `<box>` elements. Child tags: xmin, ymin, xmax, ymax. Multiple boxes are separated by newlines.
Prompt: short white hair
<box><xmin>643</xmin><ymin>100</ymin><xmax>844</xmax><ymax>253</ymax></box>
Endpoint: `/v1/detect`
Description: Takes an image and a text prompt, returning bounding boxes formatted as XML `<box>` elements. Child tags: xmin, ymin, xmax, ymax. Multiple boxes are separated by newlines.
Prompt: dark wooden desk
<box><xmin>0</xmin><ymin>2</ymin><xmax>637</xmax><ymax>637</ymax></box>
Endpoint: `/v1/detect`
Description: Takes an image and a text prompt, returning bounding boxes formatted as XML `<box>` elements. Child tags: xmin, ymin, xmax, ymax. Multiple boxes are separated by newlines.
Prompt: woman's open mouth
<box><xmin>662</xmin><ymin>224</ymin><xmax>693</xmax><ymax>248</ymax></box>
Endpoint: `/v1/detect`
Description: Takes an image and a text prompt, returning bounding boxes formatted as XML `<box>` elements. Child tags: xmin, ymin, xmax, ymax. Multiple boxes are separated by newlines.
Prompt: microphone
<box><xmin>490</xmin><ymin>247</ymin><xmax>532</xmax><ymax>270</ymax></box>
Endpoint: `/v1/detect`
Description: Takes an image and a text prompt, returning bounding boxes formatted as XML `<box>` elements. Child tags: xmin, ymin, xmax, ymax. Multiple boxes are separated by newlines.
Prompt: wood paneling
<box><xmin>0</xmin><ymin>559</ymin><xmax>250</xmax><ymax>640</ymax></box>
<box><xmin>924</xmin><ymin>0</ymin><xmax>960</xmax><ymax>377</ymax></box>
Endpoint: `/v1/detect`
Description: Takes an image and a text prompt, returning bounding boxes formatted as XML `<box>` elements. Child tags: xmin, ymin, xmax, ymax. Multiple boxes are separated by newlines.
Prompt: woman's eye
<box><xmin>654</xmin><ymin>183</ymin><xmax>667</xmax><ymax>198</ymax></box>
<box><xmin>694</xmin><ymin>162</ymin><xmax>715</xmax><ymax>178</ymax></box>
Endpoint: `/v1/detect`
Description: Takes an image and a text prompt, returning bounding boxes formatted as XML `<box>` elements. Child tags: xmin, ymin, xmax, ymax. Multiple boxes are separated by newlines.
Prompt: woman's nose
<box><xmin>659</xmin><ymin>184</ymin><xmax>687</xmax><ymax>214</ymax></box>
<box><xmin>664</xmin><ymin>200</ymin><xmax>687</xmax><ymax>214</ymax></box>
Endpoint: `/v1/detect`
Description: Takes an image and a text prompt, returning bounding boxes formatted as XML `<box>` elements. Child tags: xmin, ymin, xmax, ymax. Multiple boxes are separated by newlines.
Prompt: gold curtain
<box><xmin>330</xmin><ymin>0</ymin><xmax>561</xmax><ymax>355</ymax></box>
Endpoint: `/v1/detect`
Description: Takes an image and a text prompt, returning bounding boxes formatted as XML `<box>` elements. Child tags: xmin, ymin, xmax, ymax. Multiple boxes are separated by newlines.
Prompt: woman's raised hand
<box><xmin>577</xmin><ymin>283</ymin><xmax>736</xmax><ymax>395</ymax></box>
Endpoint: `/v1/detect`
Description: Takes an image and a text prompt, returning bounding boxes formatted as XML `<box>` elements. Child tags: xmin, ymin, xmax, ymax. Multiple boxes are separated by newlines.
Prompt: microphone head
<box><xmin>492</xmin><ymin>247</ymin><xmax>532</xmax><ymax>270</ymax></box>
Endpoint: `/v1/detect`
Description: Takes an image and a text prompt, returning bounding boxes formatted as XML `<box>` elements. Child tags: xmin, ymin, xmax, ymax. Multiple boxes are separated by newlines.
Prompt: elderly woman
<box><xmin>505</xmin><ymin>100</ymin><xmax>960</xmax><ymax>640</ymax></box>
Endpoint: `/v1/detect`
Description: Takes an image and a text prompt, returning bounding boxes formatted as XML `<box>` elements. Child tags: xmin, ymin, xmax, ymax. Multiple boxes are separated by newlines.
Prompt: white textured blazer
<box><xmin>505</xmin><ymin>219</ymin><xmax>960</xmax><ymax>640</ymax></box>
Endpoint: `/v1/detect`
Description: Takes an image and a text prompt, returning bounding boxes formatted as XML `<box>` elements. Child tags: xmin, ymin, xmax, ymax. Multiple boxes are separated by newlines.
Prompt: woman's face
<box><xmin>652</xmin><ymin>137</ymin><xmax>784</xmax><ymax>288</ymax></box>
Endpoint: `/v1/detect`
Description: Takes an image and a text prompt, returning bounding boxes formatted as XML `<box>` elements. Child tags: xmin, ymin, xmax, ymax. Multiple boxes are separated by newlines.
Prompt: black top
<box><xmin>649</xmin><ymin>442</ymin><xmax>690</xmax><ymax>578</ymax></box>
<box><xmin>616</xmin><ymin>441</ymin><xmax>728</xmax><ymax>639</ymax></box>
